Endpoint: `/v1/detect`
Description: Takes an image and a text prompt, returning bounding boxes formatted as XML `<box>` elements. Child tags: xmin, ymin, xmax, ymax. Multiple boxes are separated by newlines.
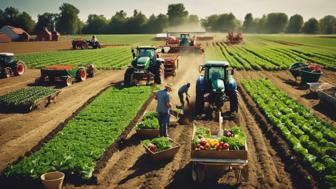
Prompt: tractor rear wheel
<box><xmin>77</xmin><ymin>68</ymin><xmax>87</xmax><ymax>82</ymax></box>
<box><xmin>124</xmin><ymin>67</ymin><xmax>135</xmax><ymax>86</ymax></box>
<box><xmin>15</xmin><ymin>62</ymin><xmax>25</xmax><ymax>76</ymax></box>
<box><xmin>196</xmin><ymin>90</ymin><xmax>204</xmax><ymax>115</ymax></box>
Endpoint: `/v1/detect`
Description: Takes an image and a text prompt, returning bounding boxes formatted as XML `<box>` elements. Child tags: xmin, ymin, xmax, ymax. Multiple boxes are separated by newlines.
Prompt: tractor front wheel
<box><xmin>124</xmin><ymin>67</ymin><xmax>135</xmax><ymax>86</ymax></box>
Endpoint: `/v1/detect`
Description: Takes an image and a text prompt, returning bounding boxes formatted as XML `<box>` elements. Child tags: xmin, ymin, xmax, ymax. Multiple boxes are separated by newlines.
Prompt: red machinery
<box><xmin>225</xmin><ymin>32</ymin><xmax>243</xmax><ymax>45</ymax></box>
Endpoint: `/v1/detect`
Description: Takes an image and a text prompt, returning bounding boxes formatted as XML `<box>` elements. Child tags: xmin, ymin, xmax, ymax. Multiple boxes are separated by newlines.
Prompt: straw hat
<box><xmin>165</xmin><ymin>83</ymin><xmax>173</xmax><ymax>90</ymax></box>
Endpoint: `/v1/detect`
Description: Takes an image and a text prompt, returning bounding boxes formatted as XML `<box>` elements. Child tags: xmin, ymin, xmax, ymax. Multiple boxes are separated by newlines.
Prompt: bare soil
<box><xmin>0</xmin><ymin>40</ymin><xmax>72</xmax><ymax>54</ymax></box>
<box><xmin>0</xmin><ymin>70</ymin><xmax>124</xmax><ymax>173</ymax></box>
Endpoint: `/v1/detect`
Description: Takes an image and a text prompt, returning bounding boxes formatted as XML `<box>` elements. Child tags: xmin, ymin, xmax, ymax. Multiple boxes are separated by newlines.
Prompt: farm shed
<box><xmin>0</xmin><ymin>32</ymin><xmax>11</xmax><ymax>43</ymax></box>
<box><xmin>0</xmin><ymin>25</ymin><xmax>31</xmax><ymax>41</ymax></box>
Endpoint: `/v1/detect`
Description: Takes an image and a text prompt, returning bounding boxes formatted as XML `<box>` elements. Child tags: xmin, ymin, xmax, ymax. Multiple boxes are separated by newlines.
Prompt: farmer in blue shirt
<box><xmin>155</xmin><ymin>83</ymin><xmax>173</xmax><ymax>137</ymax></box>
<box><xmin>177</xmin><ymin>83</ymin><xmax>190</xmax><ymax>108</ymax></box>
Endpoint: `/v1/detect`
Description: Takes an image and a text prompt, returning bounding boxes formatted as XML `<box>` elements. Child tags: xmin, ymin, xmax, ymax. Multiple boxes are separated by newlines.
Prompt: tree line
<box><xmin>0</xmin><ymin>3</ymin><xmax>335</xmax><ymax>35</ymax></box>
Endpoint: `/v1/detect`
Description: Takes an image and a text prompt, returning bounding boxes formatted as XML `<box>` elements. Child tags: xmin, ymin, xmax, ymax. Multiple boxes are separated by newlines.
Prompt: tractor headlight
<box><xmin>213</xmin><ymin>89</ymin><xmax>216</xmax><ymax>92</ymax></box>
<box><xmin>221</xmin><ymin>89</ymin><xmax>225</xmax><ymax>92</ymax></box>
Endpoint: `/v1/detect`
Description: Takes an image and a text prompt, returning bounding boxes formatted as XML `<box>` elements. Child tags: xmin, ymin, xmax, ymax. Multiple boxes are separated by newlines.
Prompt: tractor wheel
<box><xmin>15</xmin><ymin>62</ymin><xmax>25</xmax><ymax>76</ymax></box>
<box><xmin>196</xmin><ymin>90</ymin><xmax>204</xmax><ymax>115</ymax></box>
<box><xmin>77</xmin><ymin>68</ymin><xmax>87</xmax><ymax>82</ymax></box>
<box><xmin>3</xmin><ymin>67</ymin><xmax>11</xmax><ymax>78</ymax></box>
<box><xmin>124</xmin><ymin>67</ymin><xmax>135</xmax><ymax>86</ymax></box>
<box><xmin>153</xmin><ymin>67</ymin><xmax>162</xmax><ymax>85</ymax></box>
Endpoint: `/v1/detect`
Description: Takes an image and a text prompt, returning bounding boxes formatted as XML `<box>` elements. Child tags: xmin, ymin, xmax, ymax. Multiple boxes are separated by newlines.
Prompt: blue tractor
<box><xmin>196</xmin><ymin>61</ymin><xmax>238</xmax><ymax>117</ymax></box>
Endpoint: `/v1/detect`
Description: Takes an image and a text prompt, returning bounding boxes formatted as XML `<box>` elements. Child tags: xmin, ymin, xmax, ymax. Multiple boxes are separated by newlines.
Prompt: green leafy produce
<box><xmin>144</xmin><ymin>137</ymin><xmax>172</xmax><ymax>153</ymax></box>
<box><xmin>220</xmin><ymin>127</ymin><xmax>246</xmax><ymax>150</ymax></box>
<box><xmin>242</xmin><ymin>78</ymin><xmax>336</xmax><ymax>187</ymax></box>
<box><xmin>0</xmin><ymin>86</ymin><xmax>57</xmax><ymax>108</ymax></box>
<box><xmin>5</xmin><ymin>86</ymin><xmax>151</xmax><ymax>180</ymax></box>
<box><xmin>137</xmin><ymin>112</ymin><xmax>159</xmax><ymax>129</ymax></box>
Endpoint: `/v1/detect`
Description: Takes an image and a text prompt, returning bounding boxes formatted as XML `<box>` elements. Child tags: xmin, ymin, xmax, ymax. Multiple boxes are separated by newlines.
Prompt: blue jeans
<box><xmin>158</xmin><ymin>112</ymin><xmax>170</xmax><ymax>137</ymax></box>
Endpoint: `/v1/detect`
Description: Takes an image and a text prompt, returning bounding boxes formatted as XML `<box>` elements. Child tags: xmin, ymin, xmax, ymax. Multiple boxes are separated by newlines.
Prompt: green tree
<box><xmin>286</xmin><ymin>14</ymin><xmax>303</xmax><ymax>33</ymax></box>
<box><xmin>35</xmin><ymin>13</ymin><xmax>57</xmax><ymax>33</ymax></box>
<box><xmin>202</xmin><ymin>13</ymin><xmax>239</xmax><ymax>32</ymax></box>
<box><xmin>319</xmin><ymin>15</ymin><xmax>336</xmax><ymax>34</ymax></box>
<box><xmin>145</xmin><ymin>14</ymin><xmax>168</xmax><ymax>33</ymax></box>
<box><xmin>15</xmin><ymin>12</ymin><xmax>36</xmax><ymax>33</ymax></box>
<box><xmin>243</xmin><ymin>13</ymin><xmax>254</xmax><ymax>32</ymax></box>
<box><xmin>265</xmin><ymin>13</ymin><xmax>288</xmax><ymax>33</ymax></box>
<box><xmin>126</xmin><ymin>10</ymin><xmax>147</xmax><ymax>33</ymax></box>
<box><xmin>56</xmin><ymin>3</ymin><xmax>80</xmax><ymax>34</ymax></box>
<box><xmin>302</xmin><ymin>18</ymin><xmax>320</xmax><ymax>34</ymax></box>
<box><xmin>167</xmin><ymin>3</ymin><xmax>188</xmax><ymax>26</ymax></box>
<box><xmin>82</xmin><ymin>14</ymin><xmax>108</xmax><ymax>34</ymax></box>
<box><xmin>108</xmin><ymin>10</ymin><xmax>127</xmax><ymax>34</ymax></box>
<box><xmin>3</xmin><ymin>7</ymin><xmax>19</xmax><ymax>25</ymax></box>
<box><xmin>0</xmin><ymin>9</ymin><xmax>5</xmax><ymax>27</ymax></box>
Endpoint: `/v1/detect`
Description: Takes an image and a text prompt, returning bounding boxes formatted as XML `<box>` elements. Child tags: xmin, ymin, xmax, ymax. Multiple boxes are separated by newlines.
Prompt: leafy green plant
<box><xmin>242</xmin><ymin>78</ymin><xmax>336</xmax><ymax>187</ymax></box>
<box><xmin>137</xmin><ymin>112</ymin><xmax>159</xmax><ymax>129</ymax></box>
<box><xmin>144</xmin><ymin>137</ymin><xmax>172</xmax><ymax>152</ymax></box>
<box><xmin>5</xmin><ymin>86</ymin><xmax>151</xmax><ymax>180</ymax></box>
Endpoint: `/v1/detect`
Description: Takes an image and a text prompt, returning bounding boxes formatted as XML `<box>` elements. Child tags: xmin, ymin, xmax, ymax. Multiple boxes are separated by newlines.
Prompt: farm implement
<box><xmin>36</xmin><ymin>64</ymin><xmax>95</xmax><ymax>86</ymax></box>
<box><xmin>225</xmin><ymin>32</ymin><xmax>243</xmax><ymax>45</ymax></box>
<box><xmin>124</xmin><ymin>46</ymin><xmax>179</xmax><ymax>86</ymax></box>
<box><xmin>165</xmin><ymin>33</ymin><xmax>204</xmax><ymax>54</ymax></box>
<box><xmin>72</xmin><ymin>39</ymin><xmax>101</xmax><ymax>49</ymax></box>
<box><xmin>0</xmin><ymin>53</ymin><xmax>26</xmax><ymax>78</ymax></box>
<box><xmin>289</xmin><ymin>62</ymin><xmax>322</xmax><ymax>83</ymax></box>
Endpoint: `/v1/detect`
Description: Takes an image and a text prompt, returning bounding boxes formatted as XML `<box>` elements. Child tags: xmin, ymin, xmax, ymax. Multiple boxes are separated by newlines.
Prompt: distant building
<box><xmin>0</xmin><ymin>25</ymin><xmax>31</xmax><ymax>41</ymax></box>
<box><xmin>36</xmin><ymin>27</ymin><xmax>60</xmax><ymax>41</ymax></box>
<box><xmin>0</xmin><ymin>32</ymin><xmax>11</xmax><ymax>43</ymax></box>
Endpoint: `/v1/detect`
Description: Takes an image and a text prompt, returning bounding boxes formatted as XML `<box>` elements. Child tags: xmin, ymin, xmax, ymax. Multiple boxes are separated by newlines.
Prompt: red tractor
<box><xmin>165</xmin><ymin>33</ymin><xmax>204</xmax><ymax>54</ymax></box>
<box><xmin>225</xmin><ymin>32</ymin><xmax>243</xmax><ymax>45</ymax></box>
<box><xmin>72</xmin><ymin>39</ymin><xmax>101</xmax><ymax>49</ymax></box>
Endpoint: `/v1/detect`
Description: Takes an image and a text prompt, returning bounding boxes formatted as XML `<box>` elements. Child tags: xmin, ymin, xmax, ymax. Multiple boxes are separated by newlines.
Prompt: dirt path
<box><xmin>64</xmin><ymin>55</ymin><xmax>294</xmax><ymax>189</ymax></box>
<box><xmin>0</xmin><ymin>70</ymin><xmax>124</xmax><ymax>173</ymax></box>
<box><xmin>235</xmin><ymin>70</ymin><xmax>336</xmax><ymax>124</ymax></box>
<box><xmin>0</xmin><ymin>69</ymin><xmax>40</xmax><ymax>95</ymax></box>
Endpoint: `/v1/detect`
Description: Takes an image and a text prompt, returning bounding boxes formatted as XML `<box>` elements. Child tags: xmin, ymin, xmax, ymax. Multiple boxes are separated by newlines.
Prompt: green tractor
<box><xmin>196</xmin><ymin>61</ymin><xmax>238</xmax><ymax>117</ymax></box>
<box><xmin>0</xmin><ymin>53</ymin><xmax>26</xmax><ymax>78</ymax></box>
<box><xmin>124</xmin><ymin>46</ymin><xmax>164</xmax><ymax>86</ymax></box>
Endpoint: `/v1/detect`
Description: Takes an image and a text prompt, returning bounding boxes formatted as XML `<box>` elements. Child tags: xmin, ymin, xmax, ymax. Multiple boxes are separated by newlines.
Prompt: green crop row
<box><xmin>242</xmin><ymin>79</ymin><xmax>336</xmax><ymax>187</ymax></box>
<box><xmin>5</xmin><ymin>86</ymin><xmax>151</xmax><ymax>180</ymax></box>
<box><xmin>17</xmin><ymin>47</ymin><xmax>132</xmax><ymax>70</ymax></box>
<box><xmin>205</xmin><ymin>38</ymin><xmax>336</xmax><ymax>71</ymax></box>
<box><xmin>0</xmin><ymin>86</ymin><xmax>57</xmax><ymax>107</ymax></box>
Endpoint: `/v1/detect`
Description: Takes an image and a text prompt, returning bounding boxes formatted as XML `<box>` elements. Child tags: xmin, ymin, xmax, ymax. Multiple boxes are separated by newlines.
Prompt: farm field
<box><xmin>0</xmin><ymin>34</ymin><xmax>335</xmax><ymax>189</ymax></box>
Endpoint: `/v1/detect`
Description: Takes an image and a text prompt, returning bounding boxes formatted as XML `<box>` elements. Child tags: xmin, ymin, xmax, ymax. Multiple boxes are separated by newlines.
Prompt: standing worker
<box><xmin>155</xmin><ymin>83</ymin><xmax>173</xmax><ymax>137</ymax></box>
<box><xmin>177</xmin><ymin>83</ymin><xmax>191</xmax><ymax>109</ymax></box>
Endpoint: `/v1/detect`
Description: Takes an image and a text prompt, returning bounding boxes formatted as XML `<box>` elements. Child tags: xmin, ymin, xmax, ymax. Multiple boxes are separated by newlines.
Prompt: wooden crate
<box><xmin>136</xmin><ymin>129</ymin><xmax>159</xmax><ymax>138</ymax></box>
<box><xmin>144</xmin><ymin>139</ymin><xmax>180</xmax><ymax>160</ymax></box>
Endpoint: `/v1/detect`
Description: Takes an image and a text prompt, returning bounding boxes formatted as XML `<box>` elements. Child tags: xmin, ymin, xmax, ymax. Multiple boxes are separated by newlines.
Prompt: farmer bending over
<box><xmin>155</xmin><ymin>83</ymin><xmax>173</xmax><ymax>137</ymax></box>
<box><xmin>177</xmin><ymin>83</ymin><xmax>191</xmax><ymax>109</ymax></box>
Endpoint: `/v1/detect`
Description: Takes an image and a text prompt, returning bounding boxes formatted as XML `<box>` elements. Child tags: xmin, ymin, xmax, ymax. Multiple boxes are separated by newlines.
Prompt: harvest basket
<box><xmin>40</xmin><ymin>171</ymin><xmax>64</xmax><ymax>189</ymax></box>
<box><xmin>136</xmin><ymin>129</ymin><xmax>159</xmax><ymax>138</ymax></box>
<box><xmin>144</xmin><ymin>138</ymin><xmax>180</xmax><ymax>160</ymax></box>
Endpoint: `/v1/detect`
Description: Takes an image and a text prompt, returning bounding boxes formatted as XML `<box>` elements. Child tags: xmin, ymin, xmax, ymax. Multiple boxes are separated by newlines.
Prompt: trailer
<box><xmin>158</xmin><ymin>52</ymin><xmax>179</xmax><ymax>77</ymax></box>
<box><xmin>190</xmin><ymin>112</ymin><xmax>248</xmax><ymax>183</ymax></box>
<box><xmin>36</xmin><ymin>64</ymin><xmax>95</xmax><ymax>86</ymax></box>
<box><xmin>318</xmin><ymin>86</ymin><xmax>336</xmax><ymax>107</ymax></box>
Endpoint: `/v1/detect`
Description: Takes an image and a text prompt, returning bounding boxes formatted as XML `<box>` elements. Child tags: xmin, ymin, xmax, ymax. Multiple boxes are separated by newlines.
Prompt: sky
<box><xmin>1</xmin><ymin>0</ymin><xmax>335</xmax><ymax>22</ymax></box>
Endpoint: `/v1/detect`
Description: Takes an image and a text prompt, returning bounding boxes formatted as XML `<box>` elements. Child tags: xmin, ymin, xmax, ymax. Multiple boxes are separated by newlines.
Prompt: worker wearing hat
<box><xmin>155</xmin><ymin>83</ymin><xmax>173</xmax><ymax>137</ymax></box>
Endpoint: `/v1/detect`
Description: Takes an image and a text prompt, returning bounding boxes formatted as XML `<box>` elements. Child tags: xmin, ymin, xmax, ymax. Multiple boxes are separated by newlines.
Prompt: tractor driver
<box><xmin>91</xmin><ymin>35</ymin><xmax>98</xmax><ymax>43</ymax></box>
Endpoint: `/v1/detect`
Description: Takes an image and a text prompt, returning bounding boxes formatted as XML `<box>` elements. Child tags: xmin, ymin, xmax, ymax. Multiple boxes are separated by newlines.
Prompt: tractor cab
<box><xmin>0</xmin><ymin>53</ymin><xmax>16</xmax><ymax>65</ymax></box>
<box><xmin>179</xmin><ymin>33</ymin><xmax>192</xmax><ymax>46</ymax></box>
<box><xmin>131</xmin><ymin>46</ymin><xmax>159</xmax><ymax>70</ymax></box>
<box><xmin>196</xmin><ymin>61</ymin><xmax>237</xmax><ymax>114</ymax></box>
